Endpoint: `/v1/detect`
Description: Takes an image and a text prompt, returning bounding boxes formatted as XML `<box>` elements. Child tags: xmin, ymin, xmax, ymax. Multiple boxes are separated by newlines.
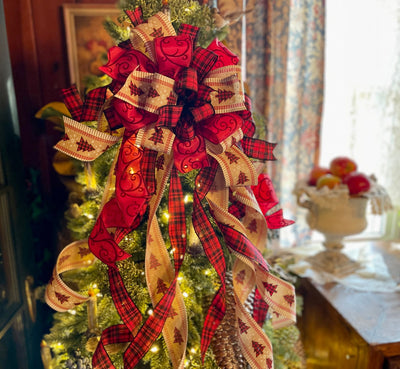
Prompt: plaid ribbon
<box><xmin>191</xmin><ymin>47</ymin><xmax>218</xmax><ymax>82</ymax></box>
<box><xmin>123</xmin><ymin>279</ymin><xmax>178</xmax><ymax>369</ymax></box>
<box><xmin>178</xmin><ymin>23</ymin><xmax>199</xmax><ymax>44</ymax></box>
<box><xmin>252</xmin><ymin>288</ymin><xmax>269</xmax><ymax>325</ymax></box>
<box><xmin>211</xmin><ymin>200</ymin><xmax>296</xmax><ymax>329</ymax></box>
<box><xmin>168</xmin><ymin>167</ymin><xmax>187</xmax><ymax>272</ymax></box>
<box><xmin>61</xmin><ymin>85</ymin><xmax>107</xmax><ymax>122</ymax></box>
<box><xmin>140</xmin><ymin>148</ymin><xmax>158</xmax><ymax>195</ymax></box>
<box><xmin>241</xmin><ymin>137</ymin><xmax>277</xmax><ymax>161</ymax></box>
<box><xmin>191</xmin><ymin>159</ymin><xmax>227</xmax><ymax>360</ymax></box>
<box><xmin>125</xmin><ymin>7</ymin><xmax>144</xmax><ymax>26</ymax></box>
<box><xmin>61</xmin><ymin>85</ymin><xmax>83</xmax><ymax>120</ymax></box>
<box><xmin>108</xmin><ymin>267</ymin><xmax>143</xmax><ymax>332</ymax></box>
<box><xmin>145</xmin><ymin>154</ymin><xmax>187</xmax><ymax>369</ymax></box>
<box><xmin>92</xmin><ymin>325</ymin><xmax>133</xmax><ymax>369</ymax></box>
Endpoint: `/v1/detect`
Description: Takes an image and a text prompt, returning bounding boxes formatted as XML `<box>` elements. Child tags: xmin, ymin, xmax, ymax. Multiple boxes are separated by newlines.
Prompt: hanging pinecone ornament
<box><xmin>211</xmin><ymin>271</ymin><xmax>248</xmax><ymax>369</ymax></box>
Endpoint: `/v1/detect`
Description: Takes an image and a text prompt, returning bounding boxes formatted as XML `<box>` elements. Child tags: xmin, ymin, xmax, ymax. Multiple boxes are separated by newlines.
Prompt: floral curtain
<box><xmin>241</xmin><ymin>0</ymin><xmax>325</xmax><ymax>247</ymax></box>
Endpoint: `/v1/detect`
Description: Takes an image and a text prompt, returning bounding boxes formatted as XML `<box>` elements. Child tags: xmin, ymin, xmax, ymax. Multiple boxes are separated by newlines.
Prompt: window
<box><xmin>320</xmin><ymin>0</ymin><xmax>400</xmax><ymax>240</ymax></box>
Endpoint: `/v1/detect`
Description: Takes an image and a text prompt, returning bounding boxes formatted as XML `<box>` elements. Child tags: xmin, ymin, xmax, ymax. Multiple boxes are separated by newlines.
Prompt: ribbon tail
<box><xmin>145</xmin><ymin>154</ymin><xmax>188</xmax><ymax>369</ymax></box>
<box><xmin>192</xmin><ymin>161</ymin><xmax>227</xmax><ymax>361</ymax></box>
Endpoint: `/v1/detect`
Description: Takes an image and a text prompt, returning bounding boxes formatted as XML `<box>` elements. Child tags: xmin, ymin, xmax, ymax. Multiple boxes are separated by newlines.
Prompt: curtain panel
<box><xmin>244</xmin><ymin>0</ymin><xmax>325</xmax><ymax>246</ymax></box>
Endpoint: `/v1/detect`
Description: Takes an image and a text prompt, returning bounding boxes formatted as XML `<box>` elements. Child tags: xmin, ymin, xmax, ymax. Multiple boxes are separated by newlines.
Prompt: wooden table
<box><xmin>296</xmin><ymin>241</ymin><xmax>400</xmax><ymax>369</ymax></box>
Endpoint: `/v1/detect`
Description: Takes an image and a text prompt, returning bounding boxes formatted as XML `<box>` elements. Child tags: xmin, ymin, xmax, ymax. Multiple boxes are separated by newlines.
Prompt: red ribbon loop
<box><xmin>154</xmin><ymin>35</ymin><xmax>193</xmax><ymax>79</ymax></box>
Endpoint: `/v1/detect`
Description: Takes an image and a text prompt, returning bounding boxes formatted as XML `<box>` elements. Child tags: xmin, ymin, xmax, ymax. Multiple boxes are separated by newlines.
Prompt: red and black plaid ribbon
<box><xmin>192</xmin><ymin>159</ymin><xmax>227</xmax><ymax>360</ymax></box>
<box><xmin>123</xmin><ymin>279</ymin><xmax>178</xmax><ymax>369</ymax></box>
<box><xmin>61</xmin><ymin>84</ymin><xmax>107</xmax><ymax>122</ymax></box>
<box><xmin>61</xmin><ymin>85</ymin><xmax>83</xmax><ymax>121</ymax></box>
<box><xmin>168</xmin><ymin>167</ymin><xmax>187</xmax><ymax>273</ymax></box>
<box><xmin>175</xmin><ymin>67</ymin><xmax>198</xmax><ymax>100</ymax></box>
<box><xmin>92</xmin><ymin>325</ymin><xmax>133</xmax><ymax>369</ymax></box>
<box><xmin>191</xmin><ymin>47</ymin><xmax>218</xmax><ymax>82</ymax></box>
<box><xmin>216</xmin><ymin>222</ymin><xmax>269</xmax><ymax>272</ymax></box>
<box><xmin>228</xmin><ymin>189</ymin><xmax>246</xmax><ymax>219</ymax></box>
<box><xmin>190</xmin><ymin>103</ymin><xmax>214</xmax><ymax>123</ymax></box>
<box><xmin>92</xmin><ymin>267</ymin><xmax>143</xmax><ymax>369</ymax></box>
<box><xmin>178</xmin><ymin>23</ymin><xmax>199</xmax><ymax>44</ymax></box>
<box><xmin>156</xmin><ymin>105</ymin><xmax>184</xmax><ymax>128</ymax></box>
<box><xmin>240</xmin><ymin>95</ymin><xmax>256</xmax><ymax>137</ymax></box>
<box><xmin>252</xmin><ymin>288</ymin><xmax>270</xmax><ymax>326</ymax></box>
<box><xmin>125</xmin><ymin>7</ymin><xmax>144</xmax><ymax>27</ymax></box>
<box><xmin>241</xmin><ymin>137</ymin><xmax>277</xmax><ymax>161</ymax></box>
<box><xmin>140</xmin><ymin>148</ymin><xmax>158</xmax><ymax>196</ymax></box>
<box><xmin>81</xmin><ymin>87</ymin><xmax>108</xmax><ymax>121</ymax></box>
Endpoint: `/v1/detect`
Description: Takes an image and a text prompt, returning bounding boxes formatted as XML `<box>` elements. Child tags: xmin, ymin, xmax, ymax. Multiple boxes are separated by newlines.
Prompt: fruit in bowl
<box><xmin>342</xmin><ymin>172</ymin><xmax>371</xmax><ymax>195</ymax></box>
<box><xmin>307</xmin><ymin>156</ymin><xmax>371</xmax><ymax>196</ymax></box>
<box><xmin>316</xmin><ymin>174</ymin><xmax>341</xmax><ymax>190</ymax></box>
<box><xmin>329</xmin><ymin>156</ymin><xmax>357</xmax><ymax>178</ymax></box>
<box><xmin>307</xmin><ymin>166</ymin><xmax>331</xmax><ymax>186</ymax></box>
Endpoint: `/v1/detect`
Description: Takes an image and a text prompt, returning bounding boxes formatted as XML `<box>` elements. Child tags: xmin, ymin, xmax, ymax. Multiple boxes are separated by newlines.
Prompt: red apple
<box><xmin>316</xmin><ymin>174</ymin><xmax>342</xmax><ymax>190</ymax></box>
<box><xmin>342</xmin><ymin>172</ymin><xmax>371</xmax><ymax>195</ymax></box>
<box><xmin>307</xmin><ymin>166</ymin><xmax>331</xmax><ymax>186</ymax></box>
<box><xmin>329</xmin><ymin>156</ymin><xmax>357</xmax><ymax>178</ymax></box>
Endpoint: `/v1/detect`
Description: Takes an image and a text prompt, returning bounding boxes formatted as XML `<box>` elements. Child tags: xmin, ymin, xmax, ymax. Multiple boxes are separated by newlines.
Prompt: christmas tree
<box><xmin>40</xmin><ymin>1</ymin><xmax>304</xmax><ymax>368</ymax></box>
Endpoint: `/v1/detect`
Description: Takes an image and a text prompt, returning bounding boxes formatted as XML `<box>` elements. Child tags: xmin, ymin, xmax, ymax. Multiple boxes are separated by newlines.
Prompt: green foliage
<box><xmin>263</xmin><ymin>319</ymin><xmax>303</xmax><ymax>369</ymax></box>
<box><xmin>109</xmin><ymin>0</ymin><xmax>228</xmax><ymax>47</ymax></box>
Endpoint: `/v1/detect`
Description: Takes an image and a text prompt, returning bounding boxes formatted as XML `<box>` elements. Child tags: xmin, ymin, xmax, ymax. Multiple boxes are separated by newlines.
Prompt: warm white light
<box><xmin>148</xmin><ymin>309</ymin><xmax>154</xmax><ymax>315</ymax></box>
<box><xmin>150</xmin><ymin>346</ymin><xmax>159</xmax><ymax>353</ymax></box>
<box><xmin>68</xmin><ymin>310</ymin><xmax>77</xmax><ymax>315</ymax></box>
<box><xmin>182</xmin><ymin>292</ymin><xmax>189</xmax><ymax>298</ymax></box>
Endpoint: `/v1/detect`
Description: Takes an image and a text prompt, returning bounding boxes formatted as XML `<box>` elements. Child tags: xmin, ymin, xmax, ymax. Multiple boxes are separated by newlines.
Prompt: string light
<box><xmin>68</xmin><ymin>309</ymin><xmax>77</xmax><ymax>315</ymax></box>
<box><xmin>182</xmin><ymin>292</ymin><xmax>189</xmax><ymax>298</ymax></box>
<box><xmin>150</xmin><ymin>345</ymin><xmax>159</xmax><ymax>353</ymax></box>
<box><xmin>164</xmin><ymin>212</ymin><xmax>170</xmax><ymax>220</ymax></box>
<box><xmin>147</xmin><ymin>309</ymin><xmax>154</xmax><ymax>316</ymax></box>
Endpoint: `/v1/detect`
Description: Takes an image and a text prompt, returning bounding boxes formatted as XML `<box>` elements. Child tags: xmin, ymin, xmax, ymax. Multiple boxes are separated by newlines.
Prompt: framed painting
<box><xmin>63</xmin><ymin>3</ymin><xmax>123</xmax><ymax>92</ymax></box>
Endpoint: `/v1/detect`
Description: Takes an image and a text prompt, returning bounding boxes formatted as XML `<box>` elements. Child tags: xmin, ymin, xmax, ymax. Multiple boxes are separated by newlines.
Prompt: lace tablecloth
<box><xmin>284</xmin><ymin>241</ymin><xmax>400</xmax><ymax>292</ymax></box>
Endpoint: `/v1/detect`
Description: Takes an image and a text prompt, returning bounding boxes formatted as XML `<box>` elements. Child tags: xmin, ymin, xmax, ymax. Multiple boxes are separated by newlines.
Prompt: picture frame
<box><xmin>63</xmin><ymin>3</ymin><xmax>123</xmax><ymax>92</ymax></box>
